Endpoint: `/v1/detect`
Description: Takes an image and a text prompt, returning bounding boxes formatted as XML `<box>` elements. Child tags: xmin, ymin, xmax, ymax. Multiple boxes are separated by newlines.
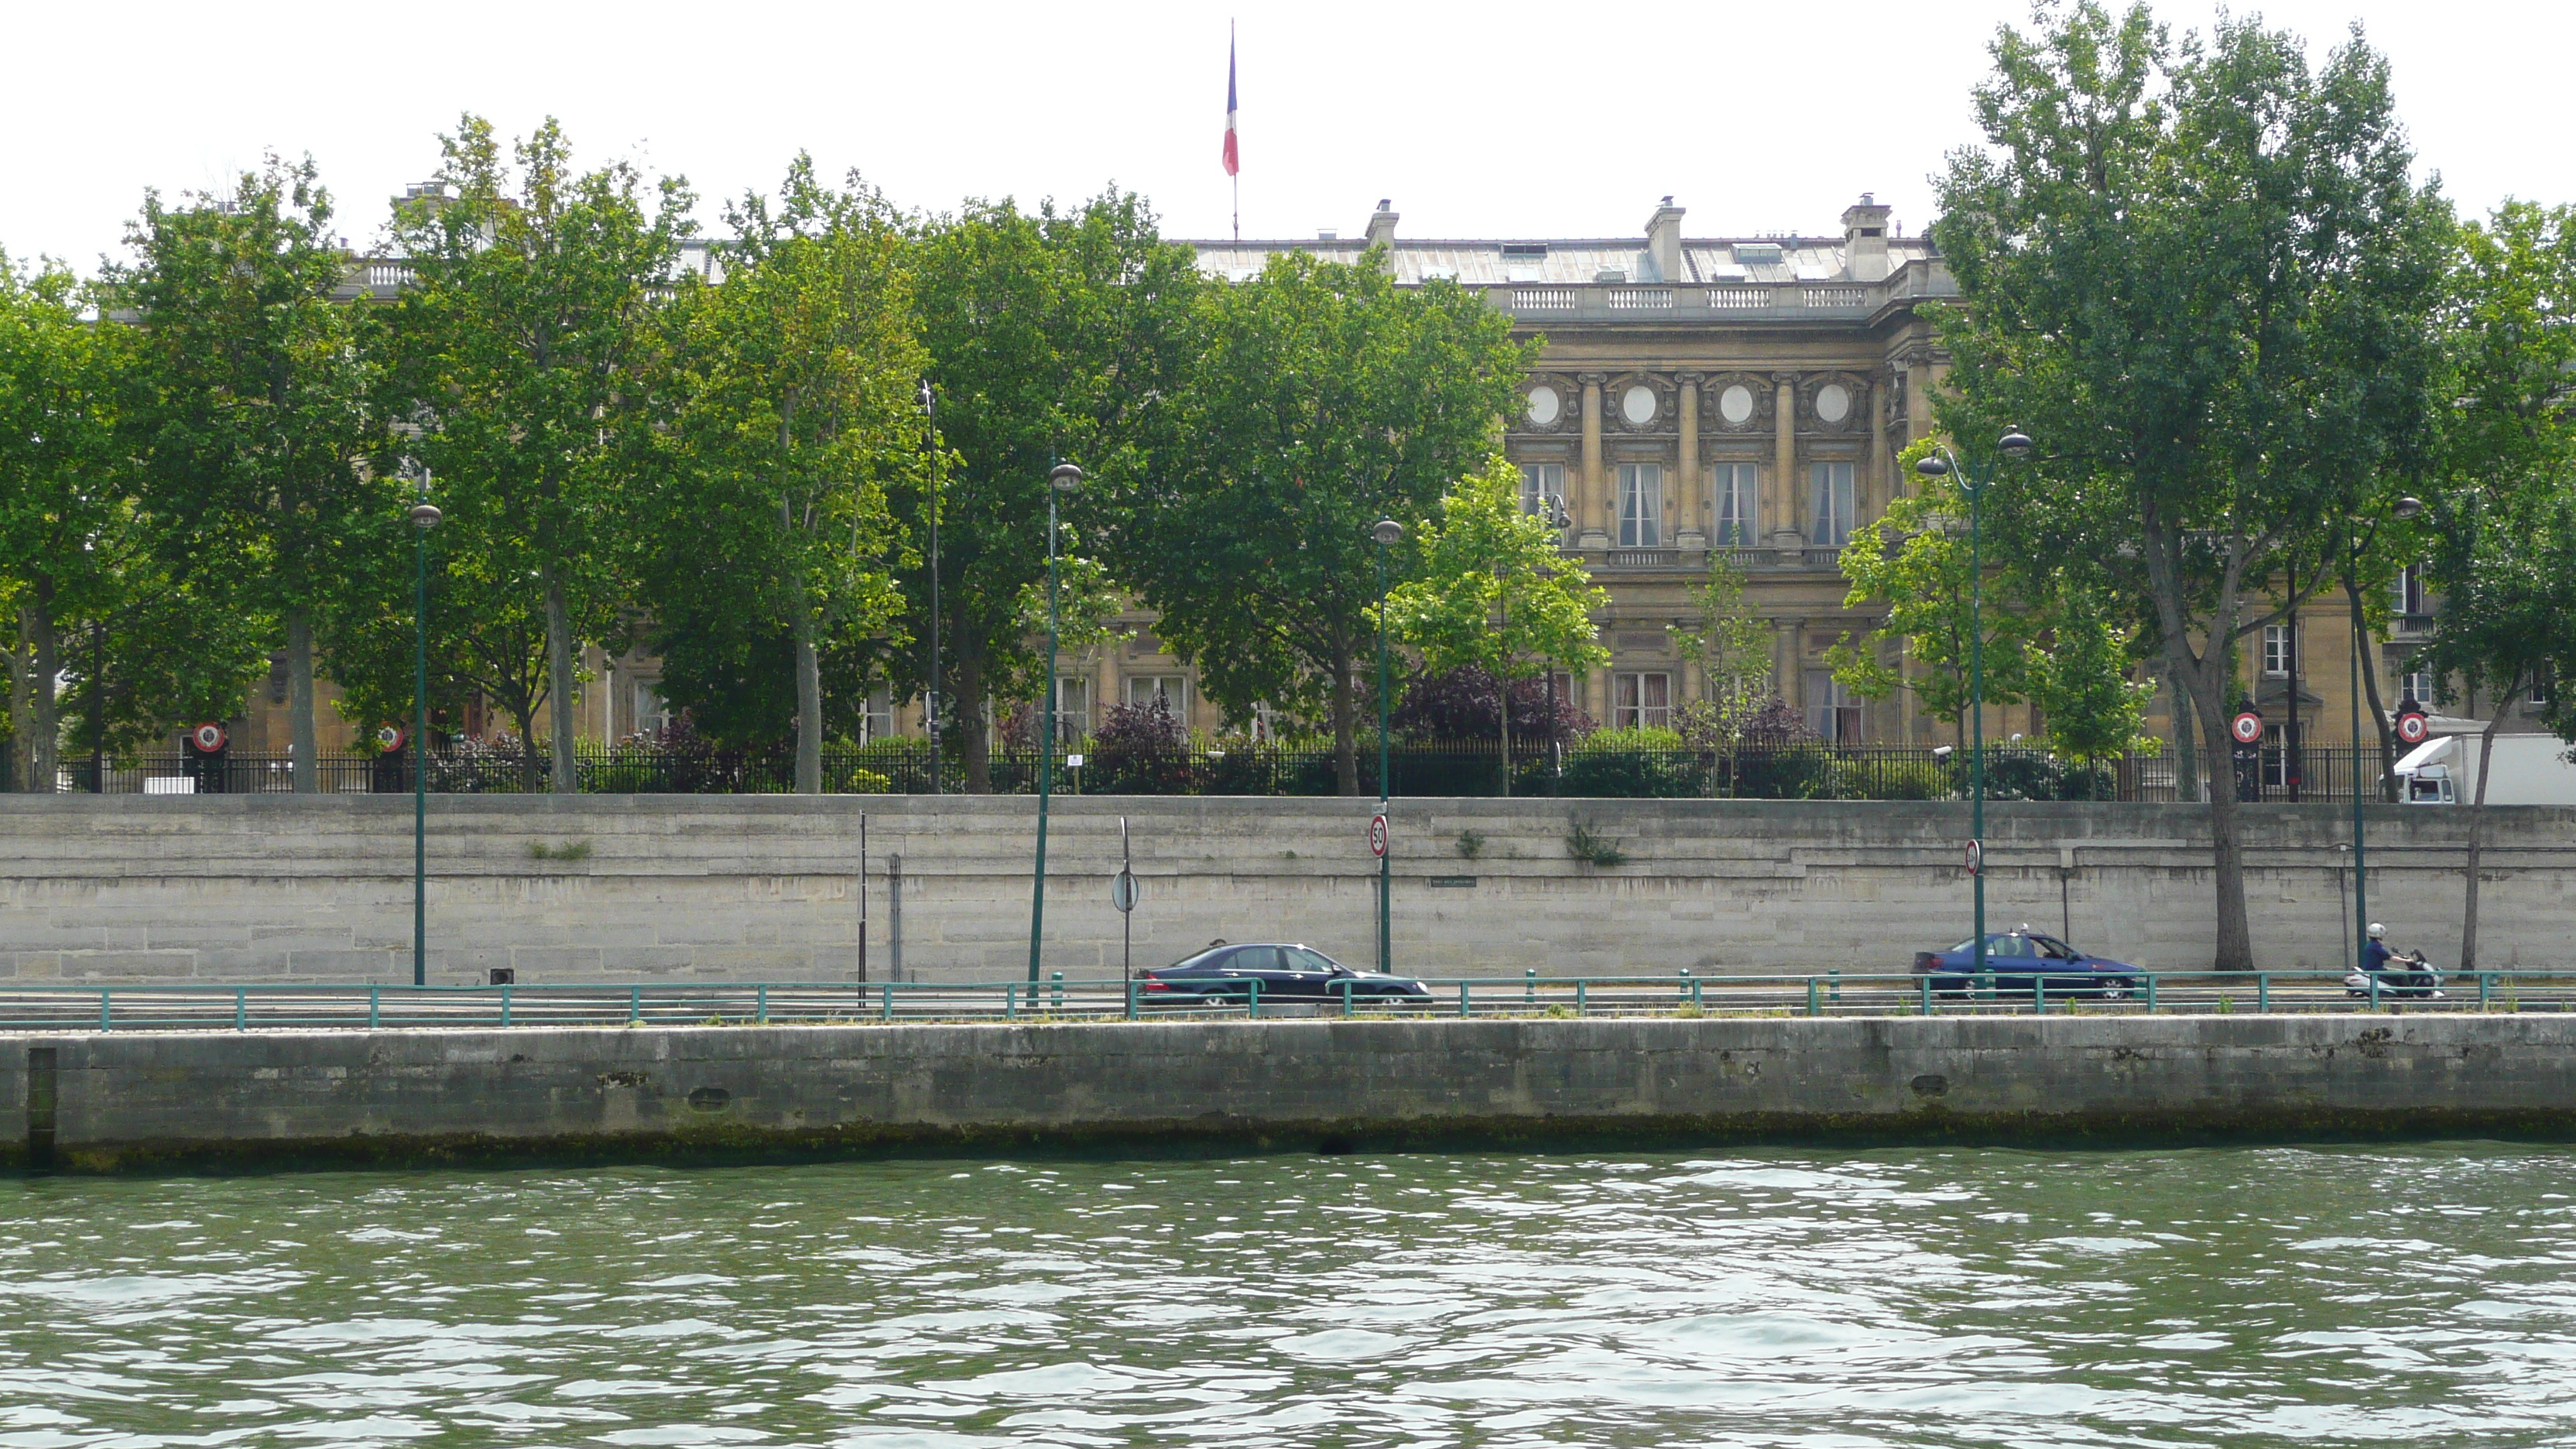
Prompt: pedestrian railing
<box><xmin>2</xmin><ymin>969</ymin><xmax>2567</xmax><ymax>1033</ymax></box>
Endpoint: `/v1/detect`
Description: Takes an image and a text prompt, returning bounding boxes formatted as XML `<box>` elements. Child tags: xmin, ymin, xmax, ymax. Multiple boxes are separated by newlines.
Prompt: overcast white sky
<box><xmin>6</xmin><ymin>0</ymin><xmax>2567</xmax><ymax>273</ymax></box>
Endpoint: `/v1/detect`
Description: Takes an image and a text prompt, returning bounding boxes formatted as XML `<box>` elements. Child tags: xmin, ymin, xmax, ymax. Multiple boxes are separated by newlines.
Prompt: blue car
<box><xmin>1910</xmin><ymin>931</ymin><xmax>2142</xmax><ymax>999</ymax></box>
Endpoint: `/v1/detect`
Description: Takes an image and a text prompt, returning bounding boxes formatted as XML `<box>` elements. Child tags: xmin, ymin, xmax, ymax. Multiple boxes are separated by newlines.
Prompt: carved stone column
<box><xmin>1771</xmin><ymin>372</ymin><xmax>1803</xmax><ymax>560</ymax></box>
<box><xmin>1674</xmin><ymin>372</ymin><xmax>1703</xmax><ymax>546</ymax></box>
<box><xmin>1860</xmin><ymin>377</ymin><xmax>1883</xmax><ymax>523</ymax></box>
<box><xmin>1577</xmin><ymin>374</ymin><xmax>1608</xmax><ymax>549</ymax></box>
<box><xmin>1904</xmin><ymin>351</ymin><xmax>1935</xmax><ymax>444</ymax></box>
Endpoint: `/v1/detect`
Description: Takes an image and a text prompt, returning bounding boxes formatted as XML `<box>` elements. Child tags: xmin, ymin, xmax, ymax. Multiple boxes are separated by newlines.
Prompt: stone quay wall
<box><xmin>0</xmin><ymin>795</ymin><xmax>2569</xmax><ymax>985</ymax></box>
<box><xmin>11</xmin><ymin>1013</ymin><xmax>2576</xmax><ymax>1170</ymax></box>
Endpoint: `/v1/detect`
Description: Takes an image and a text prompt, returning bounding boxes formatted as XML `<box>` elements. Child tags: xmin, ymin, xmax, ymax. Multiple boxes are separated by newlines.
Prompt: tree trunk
<box><xmin>1331</xmin><ymin>641</ymin><xmax>1358</xmax><ymax>796</ymax></box>
<box><xmin>793</xmin><ymin>605</ymin><xmax>822</xmax><ymax>795</ymax></box>
<box><xmin>286</xmin><ymin>609</ymin><xmax>319</xmax><ymax>794</ymax></box>
<box><xmin>2167</xmin><ymin>670</ymin><xmax>2203</xmax><ymax>804</ymax></box>
<box><xmin>543</xmin><ymin>567</ymin><xmax>577</xmax><ymax>794</ymax></box>
<box><xmin>12</xmin><ymin>598</ymin><xmax>58</xmax><ymax>793</ymax></box>
<box><xmin>507</xmin><ymin>691</ymin><xmax>546</xmax><ymax>794</ymax></box>
<box><xmin>2460</xmin><ymin>690</ymin><xmax>2516</xmax><ymax>972</ymax></box>
<box><xmin>2343</xmin><ymin>577</ymin><xmax>2399</xmax><ymax>802</ymax></box>
<box><xmin>954</xmin><ymin>633</ymin><xmax>990</xmax><ymax>793</ymax></box>
<box><xmin>2181</xmin><ymin>659</ymin><xmax>2255</xmax><ymax>971</ymax></box>
<box><xmin>1497</xmin><ymin>672</ymin><xmax>1512</xmax><ymax>798</ymax></box>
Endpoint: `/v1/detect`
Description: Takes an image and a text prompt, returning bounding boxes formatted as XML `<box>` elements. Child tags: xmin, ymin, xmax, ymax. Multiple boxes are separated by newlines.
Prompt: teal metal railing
<box><xmin>2</xmin><ymin>968</ymin><xmax>2564</xmax><ymax>1033</ymax></box>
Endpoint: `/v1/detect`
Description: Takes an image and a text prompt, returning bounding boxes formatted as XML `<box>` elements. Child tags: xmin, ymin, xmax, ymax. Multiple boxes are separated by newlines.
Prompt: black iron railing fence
<box><xmin>39</xmin><ymin>742</ymin><xmax>2401</xmax><ymax>803</ymax></box>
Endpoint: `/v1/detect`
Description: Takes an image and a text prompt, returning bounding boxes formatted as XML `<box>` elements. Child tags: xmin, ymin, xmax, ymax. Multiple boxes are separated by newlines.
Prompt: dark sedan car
<box><xmin>1140</xmin><ymin>944</ymin><xmax>1432</xmax><ymax>1007</ymax></box>
<box><xmin>1911</xmin><ymin>931</ymin><xmax>2143</xmax><ymax>998</ymax></box>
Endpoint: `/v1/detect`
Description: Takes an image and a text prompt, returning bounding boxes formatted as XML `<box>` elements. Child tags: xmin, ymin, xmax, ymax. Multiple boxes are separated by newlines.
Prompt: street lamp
<box><xmin>1540</xmin><ymin>497</ymin><xmax>1571</xmax><ymax>792</ymax></box>
<box><xmin>917</xmin><ymin>381</ymin><xmax>943</xmax><ymax>794</ymax></box>
<box><xmin>2347</xmin><ymin>495</ymin><xmax>2424</xmax><ymax>971</ymax></box>
<box><xmin>1914</xmin><ymin>427</ymin><xmax>2033</xmax><ymax>986</ymax></box>
<box><xmin>407</xmin><ymin>471</ymin><xmax>444</xmax><ymax>988</ymax></box>
<box><xmin>1029</xmin><ymin>462</ymin><xmax>1083</xmax><ymax>984</ymax></box>
<box><xmin>1372</xmin><ymin>516</ymin><xmax>1404</xmax><ymax>975</ymax></box>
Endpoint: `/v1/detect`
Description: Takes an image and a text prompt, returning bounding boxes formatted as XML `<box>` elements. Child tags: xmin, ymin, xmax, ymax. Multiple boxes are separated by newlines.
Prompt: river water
<box><xmin>5</xmin><ymin>1142</ymin><xmax>2574</xmax><ymax>1447</ymax></box>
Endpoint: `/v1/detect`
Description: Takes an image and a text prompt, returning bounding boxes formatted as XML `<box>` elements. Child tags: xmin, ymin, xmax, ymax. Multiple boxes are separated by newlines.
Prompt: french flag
<box><xmin>1221</xmin><ymin>33</ymin><xmax>1239</xmax><ymax>177</ymax></box>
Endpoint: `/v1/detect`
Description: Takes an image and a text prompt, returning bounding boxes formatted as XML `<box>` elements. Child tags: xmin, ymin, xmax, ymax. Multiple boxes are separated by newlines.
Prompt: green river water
<box><xmin>4</xmin><ymin>1142</ymin><xmax>2573</xmax><ymax>1447</ymax></box>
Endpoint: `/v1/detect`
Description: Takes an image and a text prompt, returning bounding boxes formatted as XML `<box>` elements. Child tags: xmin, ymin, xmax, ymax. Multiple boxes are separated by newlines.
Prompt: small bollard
<box><xmin>1807</xmin><ymin>978</ymin><xmax>1821</xmax><ymax>1017</ymax></box>
<box><xmin>1050</xmin><ymin>971</ymin><xmax>1064</xmax><ymax>1013</ymax></box>
<box><xmin>1525</xmin><ymin>968</ymin><xmax>1536</xmax><ymax>1005</ymax></box>
<box><xmin>1828</xmin><ymin>967</ymin><xmax>1841</xmax><ymax>1004</ymax></box>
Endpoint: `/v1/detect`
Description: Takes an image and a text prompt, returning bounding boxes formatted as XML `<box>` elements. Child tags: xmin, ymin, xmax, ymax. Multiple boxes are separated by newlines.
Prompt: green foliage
<box><xmin>1383</xmin><ymin>453</ymin><xmax>1608</xmax><ymax>688</ymax></box>
<box><xmin>1112</xmin><ymin>246</ymin><xmax>1534</xmax><ymax>793</ymax></box>
<box><xmin>1564</xmin><ymin>821</ymin><xmax>1629</xmax><ymax>868</ymax></box>
<box><xmin>2026</xmin><ymin>577</ymin><xmax>2157</xmax><ymax>765</ymax></box>
<box><xmin>1574</xmin><ymin>726</ymin><xmax>1687</xmax><ymax>753</ymax></box>
<box><xmin>383</xmin><ymin>115</ymin><xmax>697</xmax><ymax>786</ymax></box>
<box><xmin>1670</xmin><ymin>553</ymin><xmax>1775</xmax><ymax>739</ymax></box>
<box><xmin>527</xmin><ymin>839</ymin><xmax>593</xmax><ymax>861</ymax></box>
<box><xmin>1454</xmin><ymin>829</ymin><xmax>1485</xmax><ymax>860</ymax></box>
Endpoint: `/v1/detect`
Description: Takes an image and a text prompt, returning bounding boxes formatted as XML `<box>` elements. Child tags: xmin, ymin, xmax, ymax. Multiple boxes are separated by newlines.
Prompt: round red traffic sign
<box><xmin>1369</xmin><ymin>812</ymin><xmax>1389</xmax><ymax>858</ymax></box>
<box><xmin>1964</xmin><ymin>838</ymin><xmax>1983</xmax><ymax>877</ymax></box>
<box><xmin>190</xmin><ymin>722</ymin><xmax>227</xmax><ymax>753</ymax></box>
<box><xmin>2396</xmin><ymin>710</ymin><xmax>2429</xmax><ymax>745</ymax></box>
<box><xmin>2231</xmin><ymin>711</ymin><xmax>2265</xmax><ymax>745</ymax></box>
<box><xmin>378</xmin><ymin>724</ymin><xmax>407</xmax><ymax>753</ymax></box>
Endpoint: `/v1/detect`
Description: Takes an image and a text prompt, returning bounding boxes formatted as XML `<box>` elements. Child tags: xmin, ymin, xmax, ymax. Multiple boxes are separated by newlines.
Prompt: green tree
<box><xmin>1382</xmin><ymin>454</ymin><xmax>1608</xmax><ymax>793</ymax></box>
<box><xmin>2420</xmin><ymin>200</ymin><xmax>2576</xmax><ymax>970</ymax></box>
<box><xmin>636</xmin><ymin>158</ymin><xmax>920</xmax><ymax>790</ymax></box>
<box><xmin>385</xmin><ymin>116</ymin><xmax>695</xmax><ymax>790</ymax></box>
<box><xmin>1828</xmin><ymin>442</ymin><xmax>2040</xmax><ymax>746</ymax></box>
<box><xmin>112</xmin><ymin>158</ymin><xmax>395</xmax><ymax>789</ymax></box>
<box><xmin>1930</xmin><ymin>2</ymin><xmax>2448</xmax><ymax>968</ymax></box>
<box><xmin>1116</xmin><ymin>248</ymin><xmax>1533</xmax><ymax>793</ymax></box>
<box><xmin>903</xmin><ymin>191</ymin><xmax>1197</xmax><ymax>790</ymax></box>
<box><xmin>2026</xmin><ymin>575</ymin><xmax>2156</xmax><ymax>765</ymax></box>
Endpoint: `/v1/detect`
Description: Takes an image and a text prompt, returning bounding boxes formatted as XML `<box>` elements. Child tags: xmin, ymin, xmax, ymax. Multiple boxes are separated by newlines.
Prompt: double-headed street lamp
<box><xmin>407</xmin><ymin>470</ymin><xmax>444</xmax><ymax>988</ymax></box>
<box><xmin>1029</xmin><ymin>463</ymin><xmax>1083</xmax><ymax>984</ymax></box>
<box><xmin>1372</xmin><ymin>516</ymin><xmax>1404</xmax><ymax>975</ymax></box>
<box><xmin>2346</xmin><ymin>496</ymin><xmax>2424</xmax><ymax>970</ymax></box>
<box><xmin>1914</xmin><ymin>428</ymin><xmax>2033</xmax><ymax>985</ymax></box>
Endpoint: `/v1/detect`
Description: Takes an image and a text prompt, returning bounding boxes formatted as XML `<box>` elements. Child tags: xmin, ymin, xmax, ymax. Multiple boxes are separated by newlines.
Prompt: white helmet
<box><xmin>2368</xmin><ymin>922</ymin><xmax>2388</xmax><ymax>939</ymax></box>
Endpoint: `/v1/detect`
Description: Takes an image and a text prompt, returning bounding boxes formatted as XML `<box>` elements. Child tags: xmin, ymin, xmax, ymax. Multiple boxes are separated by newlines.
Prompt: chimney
<box><xmin>1364</xmin><ymin>198</ymin><xmax>1399</xmax><ymax>249</ymax></box>
<box><xmin>1842</xmin><ymin>192</ymin><xmax>1893</xmax><ymax>283</ymax></box>
<box><xmin>1644</xmin><ymin>196</ymin><xmax>1684</xmax><ymax>283</ymax></box>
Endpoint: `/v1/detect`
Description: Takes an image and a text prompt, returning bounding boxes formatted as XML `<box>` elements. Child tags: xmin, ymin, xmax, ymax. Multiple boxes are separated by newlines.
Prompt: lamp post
<box><xmin>407</xmin><ymin>471</ymin><xmax>443</xmax><ymax>988</ymax></box>
<box><xmin>1029</xmin><ymin>463</ymin><xmax>1082</xmax><ymax>984</ymax></box>
<box><xmin>1372</xmin><ymin>517</ymin><xmax>1404</xmax><ymax>975</ymax></box>
<box><xmin>2347</xmin><ymin>495</ymin><xmax>2424</xmax><ymax>970</ymax></box>
<box><xmin>1914</xmin><ymin>428</ymin><xmax>2033</xmax><ymax>985</ymax></box>
<box><xmin>917</xmin><ymin>381</ymin><xmax>942</xmax><ymax>794</ymax></box>
<box><xmin>1540</xmin><ymin>497</ymin><xmax>1571</xmax><ymax>792</ymax></box>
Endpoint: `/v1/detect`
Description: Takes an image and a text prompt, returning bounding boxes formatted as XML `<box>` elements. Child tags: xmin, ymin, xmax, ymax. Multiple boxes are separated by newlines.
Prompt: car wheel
<box><xmin>2097</xmin><ymin>978</ymin><xmax>2135</xmax><ymax>1002</ymax></box>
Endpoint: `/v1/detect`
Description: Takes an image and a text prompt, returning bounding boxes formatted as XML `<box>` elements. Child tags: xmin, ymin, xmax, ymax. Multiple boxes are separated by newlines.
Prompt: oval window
<box><xmin>1815</xmin><ymin>383</ymin><xmax>1852</xmax><ymax>424</ymax></box>
<box><xmin>1621</xmin><ymin>384</ymin><xmax>1657</xmax><ymax>426</ymax></box>
<box><xmin>1525</xmin><ymin>385</ymin><xmax>1561</xmax><ymax>427</ymax></box>
<box><xmin>1718</xmin><ymin>384</ymin><xmax>1755</xmax><ymax>425</ymax></box>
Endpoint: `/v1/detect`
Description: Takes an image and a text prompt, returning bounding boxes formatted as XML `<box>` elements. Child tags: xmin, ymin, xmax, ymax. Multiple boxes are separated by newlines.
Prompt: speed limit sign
<box><xmin>1368</xmin><ymin>812</ymin><xmax>1389</xmax><ymax>859</ymax></box>
<box><xmin>2231</xmin><ymin>710</ymin><xmax>2265</xmax><ymax>745</ymax></box>
<box><xmin>190</xmin><ymin>722</ymin><xmax>227</xmax><ymax>753</ymax></box>
<box><xmin>2396</xmin><ymin>709</ymin><xmax>2429</xmax><ymax>745</ymax></box>
<box><xmin>1964</xmin><ymin>838</ymin><xmax>1983</xmax><ymax>877</ymax></box>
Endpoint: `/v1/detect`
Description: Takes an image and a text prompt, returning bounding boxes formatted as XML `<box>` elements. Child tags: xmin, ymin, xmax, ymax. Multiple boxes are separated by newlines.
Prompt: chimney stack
<box><xmin>1842</xmin><ymin>193</ymin><xmax>1893</xmax><ymax>283</ymax></box>
<box><xmin>1364</xmin><ymin>198</ymin><xmax>1399</xmax><ymax>249</ymax></box>
<box><xmin>1644</xmin><ymin>196</ymin><xmax>1685</xmax><ymax>283</ymax></box>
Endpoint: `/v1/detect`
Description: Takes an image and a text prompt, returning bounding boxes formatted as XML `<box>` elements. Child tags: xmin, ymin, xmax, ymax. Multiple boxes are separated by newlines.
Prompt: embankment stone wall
<box><xmin>10</xmin><ymin>1014</ymin><xmax>2575</xmax><ymax>1169</ymax></box>
<box><xmin>0</xmin><ymin>795</ymin><xmax>2570</xmax><ymax>983</ymax></box>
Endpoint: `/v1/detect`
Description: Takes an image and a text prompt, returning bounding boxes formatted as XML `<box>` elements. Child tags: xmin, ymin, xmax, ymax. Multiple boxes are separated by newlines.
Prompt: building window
<box><xmin>1616</xmin><ymin>464</ymin><xmax>1663</xmax><ymax>547</ymax></box>
<box><xmin>1809</xmin><ymin>461</ymin><xmax>1855</xmax><ymax>546</ymax></box>
<box><xmin>632</xmin><ymin>681</ymin><xmax>670</xmax><ymax>737</ymax></box>
<box><xmin>1612</xmin><ymin>671</ymin><xmax>1670</xmax><ymax>731</ymax></box>
<box><xmin>2398</xmin><ymin>662</ymin><xmax>2433</xmax><ymax>705</ymax></box>
<box><xmin>1519</xmin><ymin>463</ymin><xmax>1566</xmax><ymax>518</ymax></box>
<box><xmin>1804</xmin><ymin>670</ymin><xmax>1863</xmax><ymax>743</ymax></box>
<box><xmin>1053</xmin><ymin>677</ymin><xmax>1091</xmax><ymax>742</ymax></box>
<box><xmin>1125</xmin><ymin>674</ymin><xmax>1187</xmax><ymax>722</ymax></box>
<box><xmin>2263</xmin><ymin>625</ymin><xmax>2295</xmax><ymax>678</ymax></box>
<box><xmin>859</xmin><ymin>687</ymin><xmax>892</xmax><ymax>744</ymax></box>
<box><xmin>2391</xmin><ymin>564</ymin><xmax>2428</xmax><ymax>618</ymax></box>
<box><xmin>1710</xmin><ymin>463</ymin><xmax>1759</xmax><ymax>546</ymax></box>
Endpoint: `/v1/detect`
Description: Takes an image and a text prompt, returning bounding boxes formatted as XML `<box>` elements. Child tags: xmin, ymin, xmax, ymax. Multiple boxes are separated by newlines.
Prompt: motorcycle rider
<box><xmin>2362</xmin><ymin>922</ymin><xmax>2394</xmax><ymax>975</ymax></box>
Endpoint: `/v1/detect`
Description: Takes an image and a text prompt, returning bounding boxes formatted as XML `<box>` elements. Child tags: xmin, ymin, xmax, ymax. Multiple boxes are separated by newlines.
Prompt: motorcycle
<box><xmin>2345</xmin><ymin>948</ymin><xmax>2444</xmax><ymax>1000</ymax></box>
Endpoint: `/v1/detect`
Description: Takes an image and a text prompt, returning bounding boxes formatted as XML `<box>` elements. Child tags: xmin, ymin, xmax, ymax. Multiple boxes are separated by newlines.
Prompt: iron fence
<box><xmin>42</xmin><ymin>742</ymin><xmax>2403</xmax><ymax>802</ymax></box>
<box><xmin>5</xmin><ymin>968</ymin><xmax>2565</xmax><ymax>1033</ymax></box>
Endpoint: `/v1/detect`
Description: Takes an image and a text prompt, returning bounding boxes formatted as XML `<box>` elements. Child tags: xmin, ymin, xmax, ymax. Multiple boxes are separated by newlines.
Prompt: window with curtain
<box><xmin>860</xmin><ymin>687</ymin><xmax>892</xmax><ymax>744</ymax></box>
<box><xmin>1053</xmin><ymin>677</ymin><xmax>1091</xmax><ymax>741</ymax></box>
<box><xmin>1125</xmin><ymin>675</ymin><xmax>1187</xmax><ymax>721</ymax></box>
<box><xmin>1519</xmin><ymin>463</ymin><xmax>1566</xmax><ymax>518</ymax></box>
<box><xmin>1803</xmin><ymin>669</ymin><xmax>1863</xmax><ymax>742</ymax></box>
<box><xmin>1709</xmin><ymin>463</ymin><xmax>1758</xmax><ymax>546</ymax></box>
<box><xmin>1617</xmin><ymin>464</ymin><xmax>1663</xmax><ymax>546</ymax></box>
<box><xmin>1808</xmin><ymin>462</ymin><xmax>1855</xmax><ymax>546</ymax></box>
<box><xmin>1612</xmin><ymin>672</ymin><xmax>1670</xmax><ymax>730</ymax></box>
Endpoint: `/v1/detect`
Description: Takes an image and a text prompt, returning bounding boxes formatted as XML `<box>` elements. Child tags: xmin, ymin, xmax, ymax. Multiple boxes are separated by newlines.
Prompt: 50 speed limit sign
<box><xmin>1368</xmin><ymin>812</ymin><xmax>1389</xmax><ymax>859</ymax></box>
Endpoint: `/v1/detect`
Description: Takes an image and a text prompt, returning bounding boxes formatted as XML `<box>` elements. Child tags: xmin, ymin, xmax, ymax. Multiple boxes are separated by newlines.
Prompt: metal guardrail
<box><xmin>4</xmin><ymin>970</ymin><xmax>2565</xmax><ymax>1033</ymax></box>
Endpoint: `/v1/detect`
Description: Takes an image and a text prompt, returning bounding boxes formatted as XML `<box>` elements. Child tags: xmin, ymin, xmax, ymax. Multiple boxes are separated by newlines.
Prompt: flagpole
<box><xmin>1228</xmin><ymin>19</ymin><xmax>1240</xmax><ymax>242</ymax></box>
